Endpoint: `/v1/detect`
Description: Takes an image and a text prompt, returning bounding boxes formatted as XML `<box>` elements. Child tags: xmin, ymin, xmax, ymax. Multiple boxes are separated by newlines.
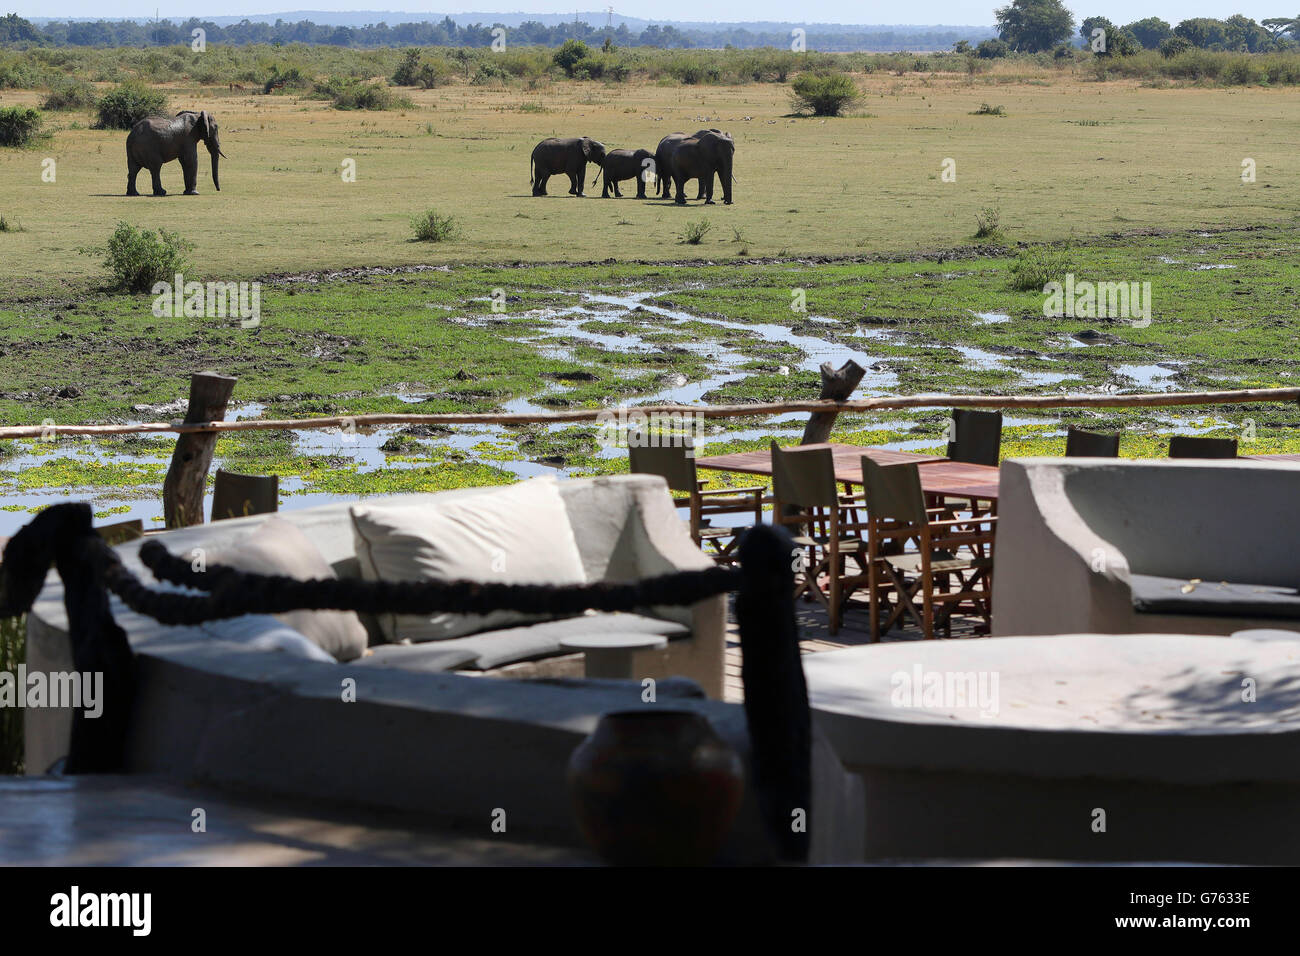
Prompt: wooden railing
<box><xmin>3</xmin><ymin>367</ymin><xmax>1297</xmax><ymax>529</ymax></box>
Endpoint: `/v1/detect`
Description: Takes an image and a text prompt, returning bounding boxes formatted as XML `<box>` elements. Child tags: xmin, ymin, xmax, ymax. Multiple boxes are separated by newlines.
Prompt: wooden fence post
<box><xmin>800</xmin><ymin>360</ymin><xmax>866</xmax><ymax>446</ymax></box>
<box><xmin>162</xmin><ymin>372</ymin><xmax>237</xmax><ymax>529</ymax></box>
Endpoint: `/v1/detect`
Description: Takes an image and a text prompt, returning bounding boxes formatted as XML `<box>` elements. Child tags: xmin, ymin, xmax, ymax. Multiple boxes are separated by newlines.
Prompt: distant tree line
<box><xmin>0</xmin><ymin>13</ymin><xmax>991</xmax><ymax>51</ymax></box>
<box><xmin>982</xmin><ymin>1</ymin><xmax>1299</xmax><ymax>56</ymax></box>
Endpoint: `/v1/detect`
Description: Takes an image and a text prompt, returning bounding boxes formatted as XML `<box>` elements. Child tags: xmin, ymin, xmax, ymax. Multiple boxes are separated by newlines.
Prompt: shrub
<box><xmin>789</xmin><ymin>70</ymin><xmax>860</xmax><ymax>117</ymax></box>
<box><xmin>1009</xmin><ymin>245</ymin><xmax>1071</xmax><ymax>291</ymax></box>
<box><xmin>0</xmin><ymin>106</ymin><xmax>41</xmax><ymax>147</ymax></box>
<box><xmin>84</xmin><ymin>221</ymin><xmax>192</xmax><ymax>293</ymax></box>
<box><xmin>553</xmin><ymin>39</ymin><xmax>592</xmax><ymax>77</ymax></box>
<box><xmin>977</xmin><ymin>39</ymin><xmax>1011</xmax><ymax>59</ymax></box>
<box><xmin>1160</xmin><ymin>36</ymin><xmax>1193</xmax><ymax>58</ymax></box>
<box><xmin>263</xmin><ymin>66</ymin><xmax>307</xmax><ymax>94</ymax></box>
<box><xmin>42</xmin><ymin>78</ymin><xmax>96</xmax><ymax>111</ymax></box>
<box><xmin>680</xmin><ymin>219</ymin><xmax>712</xmax><ymax>245</ymax></box>
<box><xmin>472</xmin><ymin>62</ymin><xmax>510</xmax><ymax>85</ymax></box>
<box><xmin>411</xmin><ymin>210</ymin><xmax>460</xmax><ymax>242</ymax></box>
<box><xmin>0</xmin><ymin>213</ymin><xmax>23</xmax><ymax>232</ymax></box>
<box><xmin>314</xmin><ymin>76</ymin><xmax>403</xmax><ymax>110</ymax></box>
<box><xmin>974</xmin><ymin>206</ymin><xmax>1002</xmax><ymax>239</ymax></box>
<box><xmin>95</xmin><ymin>82</ymin><xmax>169</xmax><ymax>130</ymax></box>
<box><xmin>971</xmin><ymin>102</ymin><xmax>1006</xmax><ymax>115</ymax></box>
<box><xmin>392</xmin><ymin>48</ymin><xmax>423</xmax><ymax>86</ymax></box>
<box><xmin>0</xmin><ymin>615</ymin><xmax>24</xmax><ymax>774</ymax></box>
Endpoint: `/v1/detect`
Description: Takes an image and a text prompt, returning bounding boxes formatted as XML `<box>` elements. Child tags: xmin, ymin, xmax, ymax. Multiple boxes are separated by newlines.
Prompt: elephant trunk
<box><xmin>207</xmin><ymin>141</ymin><xmax>222</xmax><ymax>191</ymax></box>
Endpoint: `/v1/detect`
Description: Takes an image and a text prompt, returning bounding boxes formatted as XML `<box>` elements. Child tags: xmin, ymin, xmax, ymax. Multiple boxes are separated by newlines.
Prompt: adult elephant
<box><xmin>599</xmin><ymin>148</ymin><xmax>654</xmax><ymax>198</ymax></box>
<box><xmin>668</xmin><ymin>130</ymin><xmax>734</xmax><ymax>205</ymax></box>
<box><xmin>654</xmin><ymin>129</ymin><xmax>723</xmax><ymax>201</ymax></box>
<box><xmin>530</xmin><ymin>136</ymin><xmax>607</xmax><ymax>197</ymax></box>
<box><xmin>126</xmin><ymin>110</ymin><xmax>226</xmax><ymax>197</ymax></box>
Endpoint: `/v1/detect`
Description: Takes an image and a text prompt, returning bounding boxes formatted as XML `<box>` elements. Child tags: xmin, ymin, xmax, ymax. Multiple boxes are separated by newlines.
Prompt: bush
<box><xmin>314</xmin><ymin>76</ymin><xmax>403</xmax><ymax>110</ymax></box>
<box><xmin>95</xmin><ymin>82</ymin><xmax>169</xmax><ymax>130</ymax></box>
<box><xmin>42</xmin><ymin>78</ymin><xmax>96</xmax><ymax>111</ymax></box>
<box><xmin>680</xmin><ymin>219</ymin><xmax>712</xmax><ymax>245</ymax></box>
<box><xmin>1009</xmin><ymin>245</ymin><xmax>1071</xmax><ymax>291</ymax></box>
<box><xmin>392</xmin><ymin>48</ymin><xmax>423</xmax><ymax>85</ymax></box>
<box><xmin>84</xmin><ymin>221</ymin><xmax>192</xmax><ymax>293</ymax></box>
<box><xmin>974</xmin><ymin>206</ymin><xmax>1002</xmax><ymax>239</ymax></box>
<box><xmin>553</xmin><ymin>39</ymin><xmax>592</xmax><ymax>77</ymax></box>
<box><xmin>977</xmin><ymin>39</ymin><xmax>1011</xmax><ymax>59</ymax></box>
<box><xmin>263</xmin><ymin>66</ymin><xmax>307</xmax><ymax>94</ymax></box>
<box><xmin>472</xmin><ymin>62</ymin><xmax>510</xmax><ymax>85</ymax></box>
<box><xmin>0</xmin><ymin>213</ymin><xmax>23</xmax><ymax>232</ymax></box>
<box><xmin>411</xmin><ymin>210</ymin><xmax>460</xmax><ymax>242</ymax></box>
<box><xmin>0</xmin><ymin>106</ymin><xmax>41</xmax><ymax>147</ymax></box>
<box><xmin>0</xmin><ymin>615</ymin><xmax>24</xmax><ymax>774</ymax></box>
<box><xmin>1160</xmin><ymin>36</ymin><xmax>1193</xmax><ymax>58</ymax></box>
<box><xmin>971</xmin><ymin>102</ymin><xmax>1006</xmax><ymax>115</ymax></box>
<box><xmin>789</xmin><ymin>70</ymin><xmax>860</xmax><ymax>117</ymax></box>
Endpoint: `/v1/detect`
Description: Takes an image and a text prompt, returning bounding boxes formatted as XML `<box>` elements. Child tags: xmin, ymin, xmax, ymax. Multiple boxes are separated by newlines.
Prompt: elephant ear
<box><xmin>193</xmin><ymin>111</ymin><xmax>211</xmax><ymax>140</ymax></box>
<box><xmin>580</xmin><ymin>138</ymin><xmax>594</xmax><ymax>160</ymax></box>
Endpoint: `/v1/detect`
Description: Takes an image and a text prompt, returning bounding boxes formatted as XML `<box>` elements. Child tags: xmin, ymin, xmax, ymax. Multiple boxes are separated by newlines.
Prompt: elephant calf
<box><xmin>600</xmin><ymin>148</ymin><xmax>655</xmax><ymax>198</ymax></box>
<box><xmin>530</xmin><ymin>136</ymin><xmax>607</xmax><ymax>197</ymax></box>
<box><xmin>126</xmin><ymin>110</ymin><xmax>226</xmax><ymax>197</ymax></box>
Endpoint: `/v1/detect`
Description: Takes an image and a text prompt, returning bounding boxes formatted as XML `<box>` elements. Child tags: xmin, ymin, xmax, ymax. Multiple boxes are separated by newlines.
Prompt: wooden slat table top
<box><xmin>1246</xmin><ymin>453</ymin><xmax>1300</xmax><ymax>463</ymax></box>
<box><xmin>695</xmin><ymin>443</ymin><xmax>1000</xmax><ymax>501</ymax></box>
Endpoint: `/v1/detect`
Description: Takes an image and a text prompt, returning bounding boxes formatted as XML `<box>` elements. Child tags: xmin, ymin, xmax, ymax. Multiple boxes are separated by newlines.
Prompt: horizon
<box><xmin>8</xmin><ymin>5</ymin><xmax>1300</xmax><ymax>28</ymax></box>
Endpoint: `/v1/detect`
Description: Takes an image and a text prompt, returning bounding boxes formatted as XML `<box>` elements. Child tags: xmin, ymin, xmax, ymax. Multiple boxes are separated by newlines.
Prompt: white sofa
<box><xmin>994</xmin><ymin>457</ymin><xmax>1300</xmax><ymax>637</ymax></box>
<box><xmin>26</xmin><ymin>474</ymin><xmax>726</xmax><ymax>772</ymax></box>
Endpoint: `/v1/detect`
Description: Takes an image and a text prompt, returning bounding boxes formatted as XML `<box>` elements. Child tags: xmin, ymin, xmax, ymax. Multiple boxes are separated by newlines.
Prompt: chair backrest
<box><xmin>96</xmin><ymin>518</ymin><xmax>144</xmax><ymax>546</ymax></box>
<box><xmin>628</xmin><ymin>438</ymin><xmax>697</xmax><ymax>494</ymax></box>
<box><xmin>1065</xmin><ymin>426</ymin><xmax>1121</xmax><ymax>458</ymax></box>
<box><xmin>1168</xmin><ymin>435</ymin><xmax>1238</xmax><ymax>459</ymax></box>
<box><xmin>861</xmin><ymin>458</ymin><xmax>928</xmax><ymax>526</ymax></box>
<box><xmin>211</xmin><ymin>469</ymin><xmax>279</xmax><ymax>522</ymax></box>
<box><xmin>770</xmin><ymin>441</ymin><xmax>839</xmax><ymax>508</ymax></box>
<box><xmin>947</xmin><ymin>408</ymin><xmax>1002</xmax><ymax>466</ymax></box>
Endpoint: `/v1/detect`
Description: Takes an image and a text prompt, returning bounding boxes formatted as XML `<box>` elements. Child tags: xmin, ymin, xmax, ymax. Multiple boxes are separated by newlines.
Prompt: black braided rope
<box><xmin>101</xmin><ymin>538</ymin><xmax>741</xmax><ymax>627</ymax></box>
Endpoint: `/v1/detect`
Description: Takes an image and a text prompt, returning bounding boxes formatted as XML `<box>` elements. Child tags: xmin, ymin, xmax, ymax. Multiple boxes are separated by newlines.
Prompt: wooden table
<box><xmin>695</xmin><ymin>443</ymin><xmax>1001</xmax><ymax>503</ymax></box>
<box><xmin>1246</xmin><ymin>453</ymin><xmax>1300</xmax><ymax>463</ymax></box>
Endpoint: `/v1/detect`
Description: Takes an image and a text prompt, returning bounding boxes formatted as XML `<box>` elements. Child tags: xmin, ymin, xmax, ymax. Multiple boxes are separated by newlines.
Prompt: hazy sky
<box><xmin>10</xmin><ymin>3</ymin><xmax>1297</xmax><ymax>26</ymax></box>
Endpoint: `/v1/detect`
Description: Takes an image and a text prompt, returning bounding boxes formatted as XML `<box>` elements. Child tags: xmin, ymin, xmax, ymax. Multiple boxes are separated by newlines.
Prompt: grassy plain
<box><xmin>1</xmin><ymin>67</ymin><xmax>1298</xmax><ymax>291</ymax></box>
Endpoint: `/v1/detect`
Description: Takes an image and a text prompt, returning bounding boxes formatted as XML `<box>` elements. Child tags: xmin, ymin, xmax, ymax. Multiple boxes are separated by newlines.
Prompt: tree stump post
<box><xmin>800</xmin><ymin>360</ymin><xmax>866</xmax><ymax>446</ymax></box>
<box><xmin>162</xmin><ymin>372</ymin><xmax>237</xmax><ymax>529</ymax></box>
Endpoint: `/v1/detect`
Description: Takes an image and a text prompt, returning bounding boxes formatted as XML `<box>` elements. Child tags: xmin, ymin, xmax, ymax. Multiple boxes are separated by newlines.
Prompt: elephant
<box><xmin>126</xmin><ymin>110</ymin><xmax>226</xmax><ymax>197</ymax></box>
<box><xmin>654</xmin><ymin>129</ymin><xmax>723</xmax><ymax>201</ymax></box>
<box><xmin>667</xmin><ymin>130</ymin><xmax>734</xmax><ymax>205</ymax></box>
<box><xmin>599</xmin><ymin>148</ymin><xmax>655</xmax><ymax>198</ymax></box>
<box><xmin>530</xmin><ymin>136</ymin><xmax>607</xmax><ymax>197</ymax></box>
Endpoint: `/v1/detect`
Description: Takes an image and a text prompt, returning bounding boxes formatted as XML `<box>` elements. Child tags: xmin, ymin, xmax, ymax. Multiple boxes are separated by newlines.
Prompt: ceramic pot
<box><xmin>567</xmin><ymin>709</ymin><xmax>744</xmax><ymax>866</ymax></box>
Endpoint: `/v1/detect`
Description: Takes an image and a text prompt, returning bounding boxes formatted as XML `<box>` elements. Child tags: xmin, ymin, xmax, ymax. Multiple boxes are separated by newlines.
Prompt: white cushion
<box><xmin>204</xmin><ymin>516</ymin><xmax>369</xmax><ymax>662</ymax></box>
<box><xmin>349</xmin><ymin>477</ymin><xmax>587</xmax><ymax>642</ymax></box>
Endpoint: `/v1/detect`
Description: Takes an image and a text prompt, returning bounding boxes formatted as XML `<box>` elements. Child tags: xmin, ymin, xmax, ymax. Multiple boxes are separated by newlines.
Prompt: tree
<box><xmin>552</xmin><ymin>38</ymin><xmax>591</xmax><ymax>75</ymax></box>
<box><xmin>1123</xmin><ymin>17</ymin><xmax>1173</xmax><ymax>49</ymax></box>
<box><xmin>1080</xmin><ymin>17</ymin><xmax>1138</xmax><ymax>56</ymax></box>
<box><xmin>995</xmin><ymin>0</ymin><xmax>1075</xmax><ymax>53</ymax></box>
<box><xmin>1159</xmin><ymin>36</ymin><xmax>1192</xmax><ymax>58</ymax></box>
<box><xmin>0</xmin><ymin>13</ymin><xmax>40</xmax><ymax>44</ymax></box>
<box><xmin>1175</xmin><ymin>18</ymin><xmax>1229</xmax><ymax>49</ymax></box>
<box><xmin>1223</xmin><ymin>15</ymin><xmax>1269</xmax><ymax>52</ymax></box>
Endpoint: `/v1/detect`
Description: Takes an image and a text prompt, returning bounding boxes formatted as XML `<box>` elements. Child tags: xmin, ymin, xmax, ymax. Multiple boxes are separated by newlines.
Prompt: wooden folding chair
<box><xmin>1168</xmin><ymin>435</ymin><xmax>1238</xmax><ymax>459</ymax></box>
<box><xmin>629</xmin><ymin>439</ymin><xmax>763</xmax><ymax>564</ymax></box>
<box><xmin>861</xmin><ymin>457</ymin><xmax>995</xmax><ymax>641</ymax></box>
<box><xmin>948</xmin><ymin>408</ymin><xmax>1003</xmax><ymax>466</ymax></box>
<box><xmin>1065</xmin><ymin>426</ymin><xmax>1121</xmax><ymax>457</ymax></box>
<box><xmin>211</xmin><ymin>469</ymin><xmax>279</xmax><ymax>522</ymax></box>
<box><xmin>769</xmin><ymin>441</ymin><xmax>869</xmax><ymax>635</ymax></box>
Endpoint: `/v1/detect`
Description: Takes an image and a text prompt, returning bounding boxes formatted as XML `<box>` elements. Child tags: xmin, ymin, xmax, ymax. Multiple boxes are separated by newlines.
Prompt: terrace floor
<box><xmin>723</xmin><ymin>593</ymin><xmax>983</xmax><ymax>703</ymax></box>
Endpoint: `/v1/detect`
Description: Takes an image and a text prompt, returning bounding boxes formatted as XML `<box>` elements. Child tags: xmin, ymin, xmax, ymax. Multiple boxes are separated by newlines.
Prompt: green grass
<box><xmin>1</xmin><ymin>615</ymin><xmax>24</xmax><ymax>774</ymax></box>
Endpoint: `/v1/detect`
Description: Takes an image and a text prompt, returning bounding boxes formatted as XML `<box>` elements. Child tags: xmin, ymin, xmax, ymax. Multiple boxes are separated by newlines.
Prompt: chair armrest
<box><xmin>699</xmin><ymin>486</ymin><xmax>765</xmax><ymax>497</ymax></box>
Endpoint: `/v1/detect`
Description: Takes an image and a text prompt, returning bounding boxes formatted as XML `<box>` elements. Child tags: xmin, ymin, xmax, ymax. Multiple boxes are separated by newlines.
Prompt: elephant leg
<box><xmin>534</xmin><ymin>174</ymin><xmax>548</xmax><ymax>196</ymax></box>
<box><xmin>614</xmin><ymin>180</ymin><xmax>622</xmax><ymax>198</ymax></box>
<box><xmin>635</xmin><ymin>178</ymin><xmax>646</xmax><ymax>200</ymax></box>
<box><xmin>673</xmin><ymin>175</ymin><xmax>687</xmax><ymax>205</ymax></box>
<box><xmin>126</xmin><ymin>160</ymin><xmax>141</xmax><ymax>197</ymax></box>
<box><xmin>149</xmin><ymin>166</ymin><xmax>166</xmax><ymax>197</ymax></box>
<box><xmin>704</xmin><ymin>177</ymin><xmax>715</xmax><ymax>205</ymax></box>
<box><xmin>182</xmin><ymin>159</ymin><xmax>199</xmax><ymax>195</ymax></box>
<box><xmin>696</xmin><ymin>175</ymin><xmax>708</xmax><ymax>201</ymax></box>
